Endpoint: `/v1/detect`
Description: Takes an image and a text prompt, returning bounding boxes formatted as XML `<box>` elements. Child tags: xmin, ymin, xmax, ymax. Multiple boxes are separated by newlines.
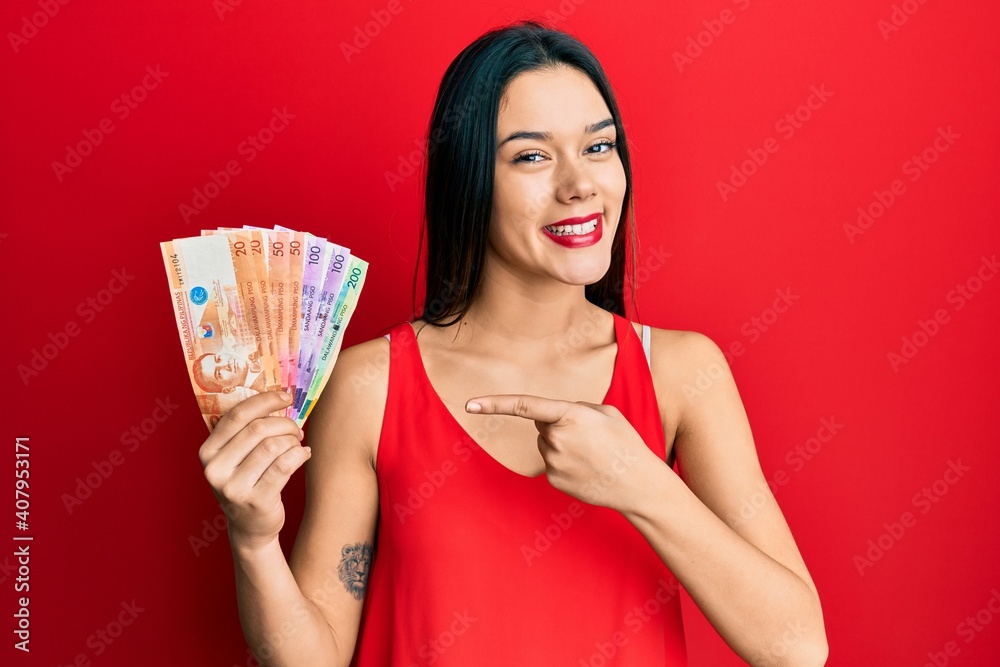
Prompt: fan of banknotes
<box><xmin>160</xmin><ymin>226</ymin><xmax>368</xmax><ymax>431</ymax></box>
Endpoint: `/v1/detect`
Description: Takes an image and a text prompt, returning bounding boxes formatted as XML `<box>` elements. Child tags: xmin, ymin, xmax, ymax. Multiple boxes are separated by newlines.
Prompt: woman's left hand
<box><xmin>465</xmin><ymin>394</ymin><xmax>666</xmax><ymax>512</ymax></box>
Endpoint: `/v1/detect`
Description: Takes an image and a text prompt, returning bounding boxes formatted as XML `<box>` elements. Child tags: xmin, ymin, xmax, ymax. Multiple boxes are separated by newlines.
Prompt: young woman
<box><xmin>198</xmin><ymin>20</ymin><xmax>828</xmax><ymax>666</ymax></box>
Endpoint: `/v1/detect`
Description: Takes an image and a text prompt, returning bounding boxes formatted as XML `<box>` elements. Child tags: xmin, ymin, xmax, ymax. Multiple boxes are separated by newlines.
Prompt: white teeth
<box><xmin>545</xmin><ymin>219</ymin><xmax>599</xmax><ymax>236</ymax></box>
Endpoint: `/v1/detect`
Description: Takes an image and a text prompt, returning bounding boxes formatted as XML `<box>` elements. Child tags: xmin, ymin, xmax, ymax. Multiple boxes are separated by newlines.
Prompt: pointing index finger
<box><xmin>465</xmin><ymin>394</ymin><xmax>569</xmax><ymax>424</ymax></box>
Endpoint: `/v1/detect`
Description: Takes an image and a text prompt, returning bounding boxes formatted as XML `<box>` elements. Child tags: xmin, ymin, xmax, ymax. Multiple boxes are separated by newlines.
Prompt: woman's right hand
<box><xmin>198</xmin><ymin>391</ymin><xmax>312</xmax><ymax>553</ymax></box>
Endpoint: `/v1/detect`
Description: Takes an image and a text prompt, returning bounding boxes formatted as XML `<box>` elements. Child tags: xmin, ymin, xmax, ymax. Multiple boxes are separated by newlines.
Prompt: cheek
<box><xmin>496</xmin><ymin>170</ymin><xmax>549</xmax><ymax>217</ymax></box>
<box><xmin>487</xmin><ymin>212</ymin><xmax>518</xmax><ymax>253</ymax></box>
<box><xmin>599</xmin><ymin>161</ymin><xmax>627</xmax><ymax>199</ymax></box>
<box><xmin>492</xmin><ymin>183</ymin><xmax>544</xmax><ymax>241</ymax></box>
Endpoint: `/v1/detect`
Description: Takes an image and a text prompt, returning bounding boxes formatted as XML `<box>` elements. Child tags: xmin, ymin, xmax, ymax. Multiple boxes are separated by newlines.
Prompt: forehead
<box><xmin>497</xmin><ymin>66</ymin><xmax>609</xmax><ymax>131</ymax></box>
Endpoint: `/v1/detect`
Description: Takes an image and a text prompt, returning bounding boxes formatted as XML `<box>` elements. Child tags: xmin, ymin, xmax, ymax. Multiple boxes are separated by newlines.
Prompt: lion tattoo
<box><xmin>338</xmin><ymin>542</ymin><xmax>373</xmax><ymax>600</ymax></box>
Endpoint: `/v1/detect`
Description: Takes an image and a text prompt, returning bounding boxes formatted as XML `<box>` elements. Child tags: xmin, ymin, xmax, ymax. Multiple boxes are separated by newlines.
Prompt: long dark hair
<box><xmin>412</xmin><ymin>19</ymin><xmax>638</xmax><ymax>328</ymax></box>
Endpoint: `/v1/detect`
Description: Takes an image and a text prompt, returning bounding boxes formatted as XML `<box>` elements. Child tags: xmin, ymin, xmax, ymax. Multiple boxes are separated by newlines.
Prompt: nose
<box><xmin>555</xmin><ymin>155</ymin><xmax>597</xmax><ymax>203</ymax></box>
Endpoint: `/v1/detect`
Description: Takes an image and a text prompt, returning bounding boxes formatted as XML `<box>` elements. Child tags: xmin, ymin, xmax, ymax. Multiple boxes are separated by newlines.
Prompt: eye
<box><xmin>587</xmin><ymin>139</ymin><xmax>617</xmax><ymax>155</ymax></box>
<box><xmin>513</xmin><ymin>150</ymin><xmax>544</xmax><ymax>164</ymax></box>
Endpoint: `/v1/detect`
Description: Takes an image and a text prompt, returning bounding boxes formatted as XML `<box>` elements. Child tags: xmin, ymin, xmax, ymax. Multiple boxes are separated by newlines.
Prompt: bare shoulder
<box><xmin>652</xmin><ymin>327</ymin><xmax>726</xmax><ymax>368</ymax></box>
<box><xmin>629</xmin><ymin>323</ymin><xmax>728</xmax><ymax>442</ymax></box>
<box><xmin>307</xmin><ymin>332</ymin><xmax>392</xmax><ymax>471</ymax></box>
<box><xmin>636</xmin><ymin>323</ymin><xmax>727</xmax><ymax>385</ymax></box>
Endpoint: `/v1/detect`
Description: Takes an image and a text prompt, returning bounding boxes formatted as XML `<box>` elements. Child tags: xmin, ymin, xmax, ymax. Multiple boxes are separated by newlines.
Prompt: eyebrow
<box><xmin>496</xmin><ymin>117</ymin><xmax>615</xmax><ymax>150</ymax></box>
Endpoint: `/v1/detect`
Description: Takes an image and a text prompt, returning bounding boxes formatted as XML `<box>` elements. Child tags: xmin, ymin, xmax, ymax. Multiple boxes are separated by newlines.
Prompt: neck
<box><xmin>430</xmin><ymin>261</ymin><xmax>614</xmax><ymax>362</ymax></box>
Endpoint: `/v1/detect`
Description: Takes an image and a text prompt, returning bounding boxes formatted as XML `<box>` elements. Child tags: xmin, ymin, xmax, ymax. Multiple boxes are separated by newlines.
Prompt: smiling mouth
<box><xmin>543</xmin><ymin>218</ymin><xmax>600</xmax><ymax>236</ymax></box>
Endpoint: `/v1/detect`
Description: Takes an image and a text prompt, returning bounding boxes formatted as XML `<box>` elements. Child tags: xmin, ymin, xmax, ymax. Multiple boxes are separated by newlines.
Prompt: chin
<box><xmin>562</xmin><ymin>261</ymin><xmax>611</xmax><ymax>286</ymax></box>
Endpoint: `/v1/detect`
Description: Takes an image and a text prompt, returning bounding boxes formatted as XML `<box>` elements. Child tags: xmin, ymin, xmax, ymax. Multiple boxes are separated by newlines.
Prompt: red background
<box><xmin>2</xmin><ymin>0</ymin><xmax>998</xmax><ymax>665</ymax></box>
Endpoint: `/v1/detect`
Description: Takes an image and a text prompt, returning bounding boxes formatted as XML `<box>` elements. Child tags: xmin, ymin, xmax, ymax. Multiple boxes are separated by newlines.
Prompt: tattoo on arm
<box><xmin>338</xmin><ymin>542</ymin><xmax>373</xmax><ymax>600</ymax></box>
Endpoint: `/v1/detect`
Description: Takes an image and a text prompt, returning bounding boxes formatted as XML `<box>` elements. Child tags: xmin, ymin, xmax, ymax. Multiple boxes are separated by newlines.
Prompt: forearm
<box><xmin>620</xmin><ymin>465</ymin><xmax>827</xmax><ymax>667</ymax></box>
<box><xmin>230</xmin><ymin>537</ymin><xmax>342</xmax><ymax>667</ymax></box>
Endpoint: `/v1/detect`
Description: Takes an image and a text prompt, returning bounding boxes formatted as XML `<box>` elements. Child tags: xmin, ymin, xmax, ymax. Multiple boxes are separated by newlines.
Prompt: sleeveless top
<box><xmin>350</xmin><ymin>313</ymin><xmax>687</xmax><ymax>666</ymax></box>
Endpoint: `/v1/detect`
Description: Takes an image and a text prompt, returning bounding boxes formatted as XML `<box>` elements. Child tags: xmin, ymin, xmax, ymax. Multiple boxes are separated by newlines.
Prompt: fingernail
<box><xmin>304</xmin><ymin>446</ymin><xmax>312</xmax><ymax>455</ymax></box>
<box><xmin>466</xmin><ymin>401</ymin><xmax>482</xmax><ymax>413</ymax></box>
<box><xmin>279</xmin><ymin>392</ymin><xmax>291</xmax><ymax>401</ymax></box>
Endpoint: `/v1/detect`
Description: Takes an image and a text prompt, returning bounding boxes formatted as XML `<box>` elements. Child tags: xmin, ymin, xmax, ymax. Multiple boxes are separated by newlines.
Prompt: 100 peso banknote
<box><xmin>160</xmin><ymin>227</ymin><xmax>368</xmax><ymax>431</ymax></box>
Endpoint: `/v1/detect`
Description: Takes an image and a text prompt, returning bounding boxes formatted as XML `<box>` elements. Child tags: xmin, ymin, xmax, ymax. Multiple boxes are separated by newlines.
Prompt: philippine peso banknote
<box><xmin>297</xmin><ymin>254</ymin><xmax>368</xmax><ymax>423</ymax></box>
<box><xmin>294</xmin><ymin>240</ymin><xmax>352</xmax><ymax>414</ymax></box>
<box><xmin>161</xmin><ymin>234</ymin><xmax>268</xmax><ymax>431</ymax></box>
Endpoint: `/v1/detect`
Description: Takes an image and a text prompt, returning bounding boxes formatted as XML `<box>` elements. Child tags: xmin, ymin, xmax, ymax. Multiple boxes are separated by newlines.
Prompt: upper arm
<box><xmin>288</xmin><ymin>336</ymin><xmax>388</xmax><ymax>663</ymax></box>
<box><xmin>651</xmin><ymin>329</ymin><xmax>821</xmax><ymax>603</ymax></box>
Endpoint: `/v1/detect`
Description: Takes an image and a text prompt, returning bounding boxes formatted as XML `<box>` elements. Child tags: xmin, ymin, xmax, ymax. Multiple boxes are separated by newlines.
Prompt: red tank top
<box><xmin>350</xmin><ymin>312</ymin><xmax>688</xmax><ymax>666</ymax></box>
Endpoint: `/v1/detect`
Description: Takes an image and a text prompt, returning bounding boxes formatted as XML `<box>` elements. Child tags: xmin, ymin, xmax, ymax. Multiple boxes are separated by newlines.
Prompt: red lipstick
<box><xmin>542</xmin><ymin>212</ymin><xmax>603</xmax><ymax>248</ymax></box>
